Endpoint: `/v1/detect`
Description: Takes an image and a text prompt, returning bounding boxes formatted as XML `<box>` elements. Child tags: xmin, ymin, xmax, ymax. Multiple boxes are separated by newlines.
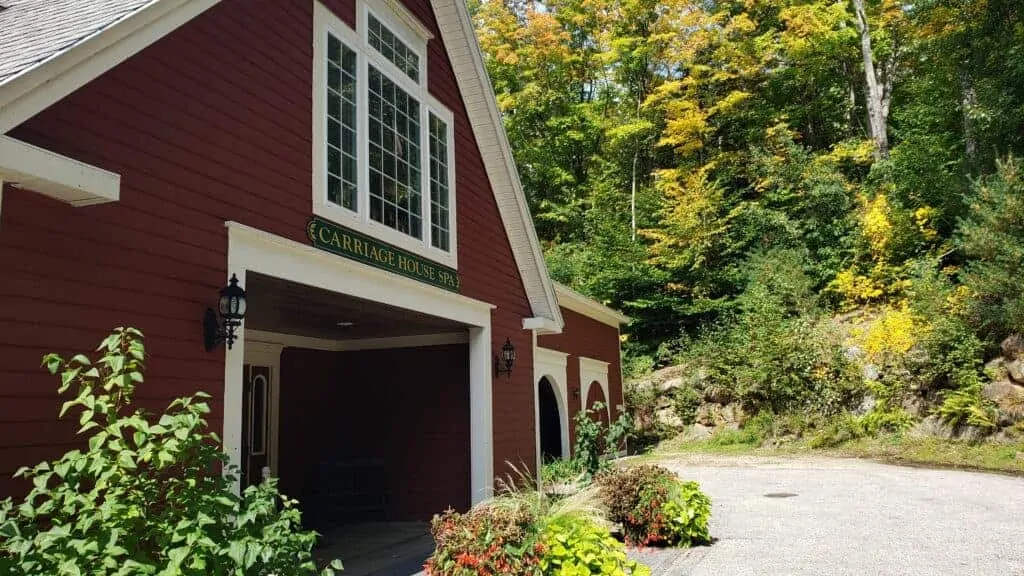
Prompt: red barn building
<box><xmin>0</xmin><ymin>0</ymin><xmax>627</xmax><ymax>532</ymax></box>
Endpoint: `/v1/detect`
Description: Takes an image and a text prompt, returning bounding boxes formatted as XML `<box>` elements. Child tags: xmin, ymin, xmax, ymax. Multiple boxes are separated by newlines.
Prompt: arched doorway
<box><xmin>538</xmin><ymin>377</ymin><xmax>563</xmax><ymax>462</ymax></box>
<box><xmin>585</xmin><ymin>380</ymin><xmax>610</xmax><ymax>428</ymax></box>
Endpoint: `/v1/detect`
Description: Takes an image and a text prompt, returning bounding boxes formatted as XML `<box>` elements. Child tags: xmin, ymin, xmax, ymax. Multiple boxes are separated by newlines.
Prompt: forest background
<box><xmin>472</xmin><ymin>0</ymin><xmax>1024</xmax><ymax>444</ymax></box>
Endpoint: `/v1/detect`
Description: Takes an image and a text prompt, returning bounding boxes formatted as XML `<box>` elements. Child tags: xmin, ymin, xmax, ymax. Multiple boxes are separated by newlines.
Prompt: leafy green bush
<box><xmin>539</xmin><ymin>514</ymin><xmax>650</xmax><ymax>576</ymax></box>
<box><xmin>0</xmin><ymin>328</ymin><xmax>340</xmax><ymax>576</ymax></box>
<box><xmin>572</xmin><ymin>402</ymin><xmax>634</xmax><ymax>478</ymax></box>
<box><xmin>425</xmin><ymin>499</ymin><xmax>544</xmax><ymax>576</ymax></box>
<box><xmin>673</xmin><ymin>386</ymin><xmax>702</xmax><ymax>426</ymax></box>
<box><xmin>597</xmin><ymin>465</ymin><xmax>711</xmax><ymax>547</ymax></box>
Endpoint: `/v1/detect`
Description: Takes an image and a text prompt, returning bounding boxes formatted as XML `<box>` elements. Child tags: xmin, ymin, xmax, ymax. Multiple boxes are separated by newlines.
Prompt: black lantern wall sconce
<box><xmin>494</xmin><ymin>338</ymin><xmax>516</xmax><ymax>379</ymax></box>
<box><xmin>203</xmin><ymin>274</ymin><xmax>248</xmax><ymax>352</ymax></box>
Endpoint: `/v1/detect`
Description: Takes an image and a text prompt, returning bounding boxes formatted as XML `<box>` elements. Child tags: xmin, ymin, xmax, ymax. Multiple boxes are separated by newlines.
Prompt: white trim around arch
<box><xmin>533</xmin><ymin>347</ymin><xmax>570</xmax><ymax>475</ymax></box>
<box><xmin>222</xmin><ymin>221</ymin><xmax>495</xmax><ymax>504</ymax></box>
<box><xmin>579</xmin><ymin>356</ymin><xmax>610</xmax><ymax>417</ymax></box>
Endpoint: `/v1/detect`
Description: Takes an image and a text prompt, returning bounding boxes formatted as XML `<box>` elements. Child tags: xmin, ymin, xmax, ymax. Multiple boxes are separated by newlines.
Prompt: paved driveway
<box><xmin>629</xmin><ymin>455</ymin><xmax>1024</xmax><ymax>576</ymax></box>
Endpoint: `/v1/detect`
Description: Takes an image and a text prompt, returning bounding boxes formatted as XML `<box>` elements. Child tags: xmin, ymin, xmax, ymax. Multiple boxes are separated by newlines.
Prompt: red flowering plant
<box><xmin>424</xmin><ymin>498</ymin><xmax>545</xmax><ymax>576</ymax></box>
<box><xmin>597</xmin><ymin>465</ymin><xmax>712</xmax><ymax>547</ymax></box>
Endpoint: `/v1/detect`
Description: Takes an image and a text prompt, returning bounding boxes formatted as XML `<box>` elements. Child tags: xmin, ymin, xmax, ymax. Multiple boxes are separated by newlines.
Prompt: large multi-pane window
<box><xmin>316</xmin><ymin>1</ymin><xmax>455</xmax><ymax>266</ymax></box>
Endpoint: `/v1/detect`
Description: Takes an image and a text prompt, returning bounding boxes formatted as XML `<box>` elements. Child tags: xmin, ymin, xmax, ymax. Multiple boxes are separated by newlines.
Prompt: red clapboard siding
<box><xmin>538</xmin><ymin>308</ymin><xmax>624</xmax><ymax>451</ymax></box>
<box><xmin>0</xmin><ymin>0</ymin><xmax>543</xmax><ymax>499</ymax></box>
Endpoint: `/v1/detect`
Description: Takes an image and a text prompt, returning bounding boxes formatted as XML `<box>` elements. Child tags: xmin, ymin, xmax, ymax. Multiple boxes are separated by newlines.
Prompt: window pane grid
<box><xmin>327</xmin><ymin>34</ymin><xmax>358</xmax><ymax>211</ymax></box>
<box><xmin>429</xmin><ymin>112</ymin><xmax>450</xmax><ymax>252</ymax></box>
<box><xmin>368</xmin><ymin>65</ymin><xmax>422</xmax><ymax>239</ymax></box>
<box><xmin>368</xmin><ymin>13</ymin><xmax>420</xmax><ymax>83</ymax></box>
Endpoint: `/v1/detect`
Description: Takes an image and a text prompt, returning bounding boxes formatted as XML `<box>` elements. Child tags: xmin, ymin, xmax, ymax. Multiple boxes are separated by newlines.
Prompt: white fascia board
<box><xmin>430</xmin><ymin>0</ymin><xmax>563</xmax><ymax>331</ymax></box>
<box><xmin>555</xmin><ymin>282</ymin><xmax>630</xmax><ymax>328</ymax></box>
<box><xmin>523</xmin><ymin>316</ymin><xmax>562</xmax><ymax>334</ymax></box>
<box><xmin>0</xmin><ymin>135</ymin><xmax>120</xmax><ymax>206</ymax></box>
<box><xmin>0</xmin><ymin>0</ymin><xmax>221</xmax><ymax>134</ymax></box>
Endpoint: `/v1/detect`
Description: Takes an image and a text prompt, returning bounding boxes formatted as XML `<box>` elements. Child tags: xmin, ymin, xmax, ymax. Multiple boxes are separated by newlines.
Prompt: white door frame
<box><xmin>223</xmin><ymin>221</ymin><xmax>495</xmax><ymax>504</ymax></box>
<box><xmin>243</xmin><ymin>341</ymin><xmax>283</xmax><ymax>476</ymax></box>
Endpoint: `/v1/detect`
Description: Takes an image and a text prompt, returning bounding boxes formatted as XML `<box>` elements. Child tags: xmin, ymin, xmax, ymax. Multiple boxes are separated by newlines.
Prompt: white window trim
<box><xmin>313</xmin><ymin>0</ymin><xmax>457</xmax><ymax>269</ymax></box>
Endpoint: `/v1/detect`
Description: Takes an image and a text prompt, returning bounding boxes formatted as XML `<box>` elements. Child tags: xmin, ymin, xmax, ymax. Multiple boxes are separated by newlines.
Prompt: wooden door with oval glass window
<box><xmin>241</xmin><ymin>364</ymin><xmax>270</xmax><ymax>490</ymax></box>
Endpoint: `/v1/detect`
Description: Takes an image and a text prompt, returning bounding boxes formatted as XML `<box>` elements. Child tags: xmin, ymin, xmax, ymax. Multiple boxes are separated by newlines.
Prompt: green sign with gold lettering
<box><xmin>306</xmin><ymin>216</ymin><xmax>460</xmax><ymax>292</ymax></box>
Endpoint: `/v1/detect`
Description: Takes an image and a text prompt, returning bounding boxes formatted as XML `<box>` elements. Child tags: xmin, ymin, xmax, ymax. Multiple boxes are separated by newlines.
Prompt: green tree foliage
<box><xmin>473</xmin><ymin>0</ymin><xmax>1024</xmax><ymax>371</ymax></box>
<box><xmin>958</xmin><ymin>158</ymin><xmax>1024</xmax><ymax>340</ymax></box>
<box><xmin>0</xmin><ymin>328</ymin><xmax>341</xmax><ymax>576</ymax></box>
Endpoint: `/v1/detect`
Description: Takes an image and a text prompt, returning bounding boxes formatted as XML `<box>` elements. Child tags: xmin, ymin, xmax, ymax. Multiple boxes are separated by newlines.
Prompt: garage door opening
<box><xmin>241</xmin><ymin>272</ymin><xmax>473</xmax><ymax>574</ymax></box>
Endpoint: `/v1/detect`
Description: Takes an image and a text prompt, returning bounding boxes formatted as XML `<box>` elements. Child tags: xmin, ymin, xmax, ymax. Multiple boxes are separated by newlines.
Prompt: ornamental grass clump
<box><xmin>0</xmin><ymin>328</ymin><xmax>341</xmax><ymax>576</ymax></box>
<box><xmin>597</xmin><ymin>465</ymin><xmax>712</xmax><ymax>547</ymax></box>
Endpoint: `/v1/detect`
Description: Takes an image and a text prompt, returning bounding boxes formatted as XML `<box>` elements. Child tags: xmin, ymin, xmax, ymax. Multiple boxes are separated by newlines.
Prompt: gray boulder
<box><xmin>983</xmin><ymin>379</ymin><xmax>1024</xmax><ymax>426</ymax></box>
<box><xmin>1001</xmin><ymin>333</ymin><xmax>1024</xmax><ymax>360</ymax></box>
<box><xmin>1007</xmin><ymin>359</ymin><xmax>1024</xmax><ymax>384</ymax></box>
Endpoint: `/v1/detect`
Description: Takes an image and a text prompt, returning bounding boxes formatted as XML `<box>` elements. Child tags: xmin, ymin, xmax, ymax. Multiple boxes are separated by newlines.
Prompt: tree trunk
<box><xmin>630</xmin><ymin>151</ymin><xmax>638</xmax><ymax>241</ymax></box>
<box><xmin>960</xmin><ymin>66</ymin><xmax>978</xmax><ymax>173</ymax></box>
<box><xmin>851</xmin><ymin>0</ymin><xmax>890</xmax><ymax>159</ymax></box>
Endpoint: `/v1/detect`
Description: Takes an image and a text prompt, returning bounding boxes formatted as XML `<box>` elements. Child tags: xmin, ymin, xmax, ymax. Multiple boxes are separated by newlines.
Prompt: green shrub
<box><xmin>958</xmin><ymin>157</ymin><xmax>1024</xmax><ymax>341</ymax></box>
<box><xmin>676</xmin><ymin>251</ymin><xmax>864</xmax><ymax>420</ymax></box>
<box><xmin>809</xmin><ymin>413</ymin><xmax>866</xmax><ymax>448</ymax></box>
<box><xmin>597</xmin><ymin>465</ymin><xmax>712</xmax><ymax>547</ymax></box>
<box><xmin>936</xmin><ymin>385</ymin><xmax>998</xmax><ymax>431</ymax></box>
<box><xmin>539</xmin><ymin>514</ymin><xmax>650</xmax><ymax>576</ymax></box>
<box><xmin>860</xmin><ymin>407</ymin><xmax>916</xmax><ymax>435</ymax></box>
<box><xmin>673</xmin><ymin>386</ymin><xmax>702</xmax><ymax>426</ymax></box>
<box><xmin>541</xmin><ymin>459</ymin><xmax>584</xmax><ymax>485</ymax></box>
<box><xmin>425</xmin><ymin>499</ymin><xmax>543</xmax><ymax>576</ymax></box>
<box><xmin>0</xmin><ymin>328</ymin><xmax>340</xmax><ymax>576</ymax></box>
<box><xmin>572</xmin><ymin>402</ymin><xmax>634</xmax><ymax>478</ymax></box>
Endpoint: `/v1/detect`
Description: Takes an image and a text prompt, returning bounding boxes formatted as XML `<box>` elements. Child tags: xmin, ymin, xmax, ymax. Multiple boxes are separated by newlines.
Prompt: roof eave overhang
<box><xmin>554</xmin><ymin>283</ymin><xmax>630</xmax><ymax>328</ymax></box>
<box><xmin>0</xmin><ymin>0</ymin><xmax>221</xmax><ymax>135</ymax></box>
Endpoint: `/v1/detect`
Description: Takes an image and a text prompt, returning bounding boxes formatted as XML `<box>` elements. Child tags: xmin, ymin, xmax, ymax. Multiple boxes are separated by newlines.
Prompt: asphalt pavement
<box><xmin>629</xmin><ymin>455</ymin><xmax>1024</xmax><ymax>576</ymax></box>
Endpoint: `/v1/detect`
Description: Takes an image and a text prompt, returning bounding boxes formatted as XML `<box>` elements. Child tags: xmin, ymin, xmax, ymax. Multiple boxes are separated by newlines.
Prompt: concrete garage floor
<box><xmin>316</xmin><ymin>522</ymin><xmax>434</xmax><ymax>576</ymax></box>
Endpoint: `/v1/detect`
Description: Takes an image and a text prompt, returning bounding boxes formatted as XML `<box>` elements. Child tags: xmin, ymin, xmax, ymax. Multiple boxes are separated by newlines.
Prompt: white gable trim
<box><xmin>430</xmin><ymin>0</ymin><xmax>563</xmax><ymax>328</ymax></box>
<box><xmin>0</xmin><ymin>0</ymin><xmax>221</xmax><ymax>134</ymax></box>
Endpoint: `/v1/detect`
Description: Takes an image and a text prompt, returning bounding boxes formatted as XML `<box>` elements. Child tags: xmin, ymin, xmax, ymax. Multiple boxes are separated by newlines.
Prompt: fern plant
<box><xmin>936</xmin><ymin>385</ymin><xmax>998</xmax><ymax>431</ymax></box>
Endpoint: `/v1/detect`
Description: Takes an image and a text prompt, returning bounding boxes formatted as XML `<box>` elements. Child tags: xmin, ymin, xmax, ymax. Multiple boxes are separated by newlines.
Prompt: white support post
<box><xmin>469</xmin><ymin>324</ymin><xmax>494</xmax><ymax>504</ymax></box>
<box><xmin>222</xmin><ymin>266</ymin><xmax>246</xmax><ymax>495</ymax></box>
